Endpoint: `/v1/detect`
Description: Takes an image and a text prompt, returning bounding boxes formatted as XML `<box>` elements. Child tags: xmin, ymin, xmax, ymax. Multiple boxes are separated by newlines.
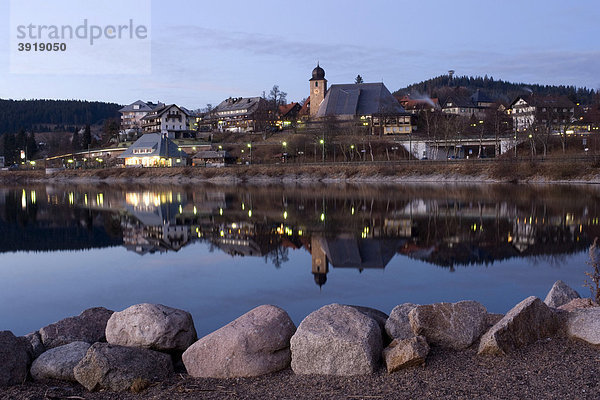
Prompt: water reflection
<box><xmin>2</xmin><ymin>183</ymin><xmax>599</xmax><ymax>288</ymax></box>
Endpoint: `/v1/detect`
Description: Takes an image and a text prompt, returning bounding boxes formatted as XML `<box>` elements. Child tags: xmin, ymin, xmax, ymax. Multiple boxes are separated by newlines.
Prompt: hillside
<box><xmin>393</xmin><ymin>74</ymin><xmax>596</xmax><ymax>105</ymax></box>
<box><xmin>0</xmin><ymin>99</ymin><xmax>121</xmax><ymax>136</ymax></box>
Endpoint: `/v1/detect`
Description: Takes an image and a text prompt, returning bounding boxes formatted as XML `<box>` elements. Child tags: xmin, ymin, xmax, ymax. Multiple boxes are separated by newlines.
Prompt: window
<box><xmin>315</xmin><ymin>82</ymin><xmax>318</xmax><ymax>87</ymax></box>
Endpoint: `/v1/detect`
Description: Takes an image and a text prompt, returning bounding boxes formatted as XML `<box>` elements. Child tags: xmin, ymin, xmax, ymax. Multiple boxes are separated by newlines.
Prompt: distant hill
<box><xmin>0</xmin><ymin>99</ymin><xmax>121</xmax><ymax>135</ymax></box>
<box><xmin>394</xmin><ymin>75</ymin><xmax>596</xmax><ymax>105</ymax></box>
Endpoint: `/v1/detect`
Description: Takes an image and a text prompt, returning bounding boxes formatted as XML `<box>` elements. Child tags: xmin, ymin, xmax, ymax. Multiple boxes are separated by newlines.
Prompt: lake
<box><xmin>1</xmin><ymin>182</ymin><xmax>598</xmax><ymax>337</ymax></box>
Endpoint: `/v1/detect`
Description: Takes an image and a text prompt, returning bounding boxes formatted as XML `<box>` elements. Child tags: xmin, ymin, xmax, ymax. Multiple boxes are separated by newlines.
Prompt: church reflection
<box><xmin>2</xmin><ymin>184</ymin><xmax>600</xmax><ymax>287</ymax></box>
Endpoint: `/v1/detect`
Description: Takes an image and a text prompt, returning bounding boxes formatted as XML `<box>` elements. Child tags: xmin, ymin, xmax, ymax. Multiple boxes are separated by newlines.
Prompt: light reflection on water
<box><xmin>0</xmin><ymin>183</ymin><xmax>597</xmax><ymax>336</ymax></box>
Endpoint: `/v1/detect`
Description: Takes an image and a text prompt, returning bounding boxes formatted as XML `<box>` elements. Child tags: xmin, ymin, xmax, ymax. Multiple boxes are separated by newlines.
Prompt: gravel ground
<box><xmin>2</xmin><ymin>338</ymin><xmax>599</xmax><ymax>400</ymax></box>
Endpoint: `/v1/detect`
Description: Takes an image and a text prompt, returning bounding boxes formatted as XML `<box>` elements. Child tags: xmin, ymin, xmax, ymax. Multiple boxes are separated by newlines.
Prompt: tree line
<box><xmin>394</xmin><ymin>74</ymin><xmax>596</xmax><ymax>105</ymax></box>
<box><xmin>0</xmin><ymin>99</ymin><xmax>120</xmax><ymax>136</ymax></box>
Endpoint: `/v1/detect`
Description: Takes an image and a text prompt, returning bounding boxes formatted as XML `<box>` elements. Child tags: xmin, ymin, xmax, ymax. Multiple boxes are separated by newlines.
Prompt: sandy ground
<box><xmin>3</xmin><ymin>337</ymin><xmax>599</xmax><ymax>400</ymax></box>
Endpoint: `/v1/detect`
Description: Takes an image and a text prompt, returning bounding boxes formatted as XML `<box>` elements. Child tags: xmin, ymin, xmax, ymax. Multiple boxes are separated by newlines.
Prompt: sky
<box><xmin>0</xmin><ymin>0</ymin><xmax>599</xmax><ymax>109</ymax></box>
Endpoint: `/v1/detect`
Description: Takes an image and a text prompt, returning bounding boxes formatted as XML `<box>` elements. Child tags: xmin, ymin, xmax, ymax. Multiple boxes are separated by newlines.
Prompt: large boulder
<box><xmin>558</xmin><ymin>298</ymin><xmax>599</xmax><ymax>312</ymax></box>
<box><xmin>30</xmin><ymin>341</ymin><xmax>90</xmax><ymax>382</ymax></box>
<box><xmin>348</xmin><ymin>305</ymin><xmax>389</xmax><ymax>335</ymax></box>
<box><xmin>74</xmin><ymin>343</ymin><xmax>173</xmax><ymax>392</ymax></box>
<box><xmin>385</xmin><ymin>303</ymin><xmax>418</xmax><ymax>341</ymax></box>
<box><xmin>544</xmin><ymin>280</ymin><xmax>581</xmax><ymax>308</ymax></box>
<box><xmin>0</xmin><ymin>331</ymin><xmax>31</xmax><ymax>386</ymax></box>
<box><xmin>182</xmin><ymin>305</ymin><xmax>295</xmax><ymax>378</ymax></box>
<box><xmin>105</xmin><ymin>303</ymin><xmax>197</xmax><ymax>352</ymax></box>
<box><xmin>25</xmin><ymin>332</ymin><xmax>46</xmax><ymax>360</ymax></box>
<box><xmin>409</xmin><ymin>301</ymin><xmax>488</xmax><ymax>350</ymax></box>
<box><xmin>478</xmin><ymin>296</ymin><xmax>560</xmax><ymax>356</ymax></box>
<box><xmin>565</xmin><ymin>308</ymin><xmax>600</xmax><ymax>345</ymax></box>
<box><xmin>290</xmin><ymin>304</ymin><xmax>382</xmax><ymax>376</ymax></box>
<box><xmin>40</xmin><ymin>307</ymin><xmax>114</xmax><ymax>349</ymax></box>
<box><xmin>383</xmin><ymin>336</ymin><xmax>429</xmax><ymax>373</ymax></box>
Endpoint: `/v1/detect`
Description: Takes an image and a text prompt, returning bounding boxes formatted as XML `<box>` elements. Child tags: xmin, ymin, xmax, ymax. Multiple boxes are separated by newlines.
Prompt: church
<box><xmin>307</xmin><ymin>64</ymin><xmax>414</xmax><ymax>135</ymax></box>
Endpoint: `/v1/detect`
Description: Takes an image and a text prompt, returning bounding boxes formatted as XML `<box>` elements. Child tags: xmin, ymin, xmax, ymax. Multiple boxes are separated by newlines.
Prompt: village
<box><xmin>3</xmin><ymin>64</ymin><xmax>596</xmax><ymax>171</ymax></box>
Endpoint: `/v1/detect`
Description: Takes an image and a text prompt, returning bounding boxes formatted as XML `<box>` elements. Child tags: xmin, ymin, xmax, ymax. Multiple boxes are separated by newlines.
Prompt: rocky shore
<box><xmin>1</xmin><ymin>281</ymin><xmax>599</xmax><ymax>399</ymax></box>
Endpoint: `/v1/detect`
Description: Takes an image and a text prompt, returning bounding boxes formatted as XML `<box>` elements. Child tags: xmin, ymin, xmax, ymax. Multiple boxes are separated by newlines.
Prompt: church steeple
<box><xmin>309</xmin><ymin>63</ymin><xmax>327</xmax><ymax>118</ymax></box>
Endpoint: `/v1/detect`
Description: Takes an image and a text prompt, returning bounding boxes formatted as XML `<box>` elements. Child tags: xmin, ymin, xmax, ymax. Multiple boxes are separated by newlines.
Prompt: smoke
<box><xmin>408</xmin><ymin>91</ymin><xmax>436</xmax><ymax>107</ymax></box>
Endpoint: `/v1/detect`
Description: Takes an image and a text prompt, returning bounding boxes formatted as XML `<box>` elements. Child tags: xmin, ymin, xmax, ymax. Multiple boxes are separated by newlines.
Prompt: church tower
<box><xmin>309</xmin><ymin>63</ymin><xmax>327</xmax><ymax>118</ymax></box>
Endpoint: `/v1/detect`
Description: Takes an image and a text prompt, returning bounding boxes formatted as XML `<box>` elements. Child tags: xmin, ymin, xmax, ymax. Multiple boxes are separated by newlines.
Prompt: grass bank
<box><xmin>2</xmin><ymin>159</ymin><xmax>600</xmax><ymax>185</ymax></box>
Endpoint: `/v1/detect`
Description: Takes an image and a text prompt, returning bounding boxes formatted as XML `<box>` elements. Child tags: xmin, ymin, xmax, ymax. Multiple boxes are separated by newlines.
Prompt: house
<box><xmin>192</xmin><ymin>149</ymin><xmax>234</xmax><ymax>167</ymax></box>
<box><xmin>397</xmin><ymin>95</ymin><xmax>440</xmax><ymax>114</ymax></box>
<box><xmin>509</xmin><ymin>94</ymin><xmax>575</xmax><ymax>132</ymax></box>
<box><xmin>442</xmin><ymin>90</ymin><xmax>493</xmax><ymax>118</ymax></box>
<box><xmin>309</xmin><ymin>64</ymin><xmax>413</xmax><ymax>135</ymax></box>
<box><xmin>209</xmin><ymin>97</ymin><xmax>272</xmax><ymax>133</ymax></box>
<box><xmin>140</xmin><ymin>104</ymin><xmax>195</xmax><ymax>138</ymax></box>
<box><xmin>118</xmin><ymin>133</ymin><xmax>187</xmax><ymax>167</ymax></box>
<box><xmin>119</xmin><ymin>100</ymin><xmax>164</xmax><ymax>132</ymax></box>
<box><xmin>277</xmin><ymin>102</ymin><xmax>302</xmax><ymax>128</ymax></box>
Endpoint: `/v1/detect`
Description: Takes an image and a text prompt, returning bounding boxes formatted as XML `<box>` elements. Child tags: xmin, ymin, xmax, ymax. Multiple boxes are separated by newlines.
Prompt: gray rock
<box><xmin>40</xmin><ymin>307</ymin><xmax>114</xmax><ymax>349</ymax></box>
<box><xmin>558</xmin><ymin>298</ymin><xmax>599</xmax><ymax>312</ymax></box>
<box><xmin>566</xmin><ymin>308</ymin><xmax>600</xmax><ymax>345</ymax></box>
<box><xmin>409</xmin><ymin>301</ymin><xmax>488</xmax><ymax>350</ymax></box>
<box><xmin>290</xmin><ymin>303</ymin><xmax>382</xmax><ymax>376</ymax></box>
<box><xmin>0</xmin><ymin>331</ymin><xmax>31</xmax><ymax>386</ymax></box>
<box><xmin>544</xmin><ymin>280</ymin><xmax>581</xmax><ymax>308</ymax></box>
<box><xmin>183</xmin><ymin>305</ymin><xmax>296</xmax><ymax>378</ymax></box>
<box><xmin>478</xmin><ymin>296</ymin><xmax>560</xmax><ymax>356</ymax></box>
<box><xmin>348</xmin><ymin>305</ymin><xmax>389</xmax><ymax>334</ymax></box>
<box><xmin>485</xmin><ymin>313</ymin><xmax>504</xmax><ymax>328</ymax></box>
<box><xmin>25</xmin><ymin>331</ymin><xmax>46</xmax><ymax>360</ymax></box>
<box><xmin>74</xmin><ymin>343</ymin><xmax>173</xmax><ymax>392</ymax></box>
<box><xmin>106</xmin><ymin>303</ymin><xmax>196</xmax><ymax>352</ymax></box>
<box><xmin>385</xmin><ymin>303</ymin><xmax>418</xmax><ymax>340</ymax></box>
<box><xmin>30</xmin><ymin>341</ymin><xmax>90</xmax><ymax>382</ymax></box>
<box><xmin>383</xmin><ymin>336</ymin><xmax>429</xmax><ymax>373</ymax></box>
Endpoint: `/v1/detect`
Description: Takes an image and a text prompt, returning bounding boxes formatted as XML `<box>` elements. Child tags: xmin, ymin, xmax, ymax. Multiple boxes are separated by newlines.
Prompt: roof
<box><xmin>470</xmin><ymin>90</ymin><xmax>493</xmax><ymax>105</ymax></box>
<box><xmin>278</xmin><ymin>102</ymin><xmax>300</xmax><ymax>117</ymax></box>
<box><xmin>118</xmin><ymin>133</ymin><xmax>184</xmax><ymax>159</ymax></box>
<box><xmin>140</xmin><ymin>104</ymin><xmax>190</xmax><ymax>121</ymax></box>
<box><xmin>119</xmin><ymin>100</ymin><xmax>163</xmax><ymax>113</ymax></box>
<box><xmin>192</xmin><ymin>150</ymin><xmax>230</xmax><ymax>159</ymax></box>
<box><xmin>510</xmin><ymin>94</ymin><xmax>576</xmax><ymax>109</ymax></box>
<box><xmin>212</xmin><ymin>97</ymin><xmax>263</xmax><ymax>117</ymax></box>
<box><xmin>317</xmin><ymin>236</ymin><xmax>403</xmax><ymax>269</ymax></box>
<box><xmin>316</xmin><ymin>83</ymin><xmax>405</xmax><ymax>117</ymax></box>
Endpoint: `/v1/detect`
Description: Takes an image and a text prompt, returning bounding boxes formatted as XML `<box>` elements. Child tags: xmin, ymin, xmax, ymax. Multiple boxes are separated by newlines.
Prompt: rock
<box><xmin>485</xmin><ymin>313</ymin><xmax>504</xmax><ymax>328</ymax></box>
<box><xmin>558</xmin><ymin>298</ymin><xmax>599</xmax><ymax>312</ymax></box>
<box><xmin>30</xmin><ymin>341</ymin><xmax>90</xmax><ymax>382</ymax></box>
<box><xmin>25</xmin><ymin>332</ymin><xmax>46</xmax><ymax>360</ymax></box>
<box><xmin>565</xmin><ymin>308</ymin><xmax>600</xmax><ymax>345</ymax></box>
<box><xmin>182</xmin><ymin>305</ymin><xmax>296</xmax><ymax>378</ymax></box>
<box><xmin>40</xmin><ymin>307</ymin><xmax>113</xmax><ymax>349</ymax></box>
<box><xmin>106</xmin><ymin>303</ymin><xmax>196</xmax><ymax>352</ymax></box>
<box><xmin>409</xmin><ymin>301</ymin><xmax>488</xmax><ymax>350</ymax></box>
<box><xmin>290</xmin><ymin>304</ymin><xmax>382</xmax><ymax>376</ymax></box>
<box><xmin>478</xmin><ymin>296</ymin><xmax>560</xmax><ymax>356</ymax></box>
<box><xmin>74</xmin><ymin>343</ymin><xmax>173</xmax><ymax>392</ymax></box>
<box><xmin>544</xmin><ymin>280</ymin><xmax>581</xmax><ymax>308</ymax></box>
<box><xmin>348</xmin><ymin>305</ymin><xmax>389</xmax><ymax>335</ymax></box>
<box><xmin>0</xmin><ymin>331</ymin><xmax>31</xmax><ymax>386</ymax></box>
<box><xmin>385</xmin><ymin>303</ymin><xmax>418</xmax><ymax>341</ymax></box>
<box><xmin>383</xmin><ymin>336</ymin><xmax>429</xmax><ymax>373</ymax></box>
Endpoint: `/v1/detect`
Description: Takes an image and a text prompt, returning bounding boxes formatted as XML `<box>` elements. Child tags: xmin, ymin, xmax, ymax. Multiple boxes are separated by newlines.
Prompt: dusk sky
<box><xmin>1</xmin><ymin>0</ymin><xmax>598</xmax><ymax>109</ymax></box>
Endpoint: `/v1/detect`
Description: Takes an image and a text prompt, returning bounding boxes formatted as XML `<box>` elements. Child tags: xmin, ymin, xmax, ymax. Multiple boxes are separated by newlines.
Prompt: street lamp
<box><xmin>320</xmin><ymin>139</ymin><xmax>324</xmax><ymax>162</ymax></box>
<box><xmin>282</xmin><ymin>141</ymin><xmax>287</xmax><ymax>163</ymax></box>
<box><xmin>247</xmin><ymin>143</ymin><xmax>252</xmax><ymax>164</ymax></box>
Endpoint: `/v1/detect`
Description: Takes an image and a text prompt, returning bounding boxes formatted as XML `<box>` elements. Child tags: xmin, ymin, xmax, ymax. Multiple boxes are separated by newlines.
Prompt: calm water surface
<box><xmin>0</xmin><ymin>183</ymin><xmax>598</xmax><ymax>337</ymax></box>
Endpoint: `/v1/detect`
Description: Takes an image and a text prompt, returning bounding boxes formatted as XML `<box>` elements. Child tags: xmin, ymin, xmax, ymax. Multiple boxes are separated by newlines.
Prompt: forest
<box><xmin>394</xmin><ymin>74</ymin><xmax>596</xmax><ymax>105</ymax></box>
<box><xmin>0</xmin><ymin>99</ymin><xmax>120</xmax><ymax>136</ymax></box>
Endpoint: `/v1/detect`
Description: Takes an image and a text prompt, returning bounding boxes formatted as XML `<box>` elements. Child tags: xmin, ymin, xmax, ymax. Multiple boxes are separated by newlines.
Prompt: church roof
<box><xmin>316</xmin><ymin>83</ymin><xmax>405</xmax><ymax>118</ymax></box>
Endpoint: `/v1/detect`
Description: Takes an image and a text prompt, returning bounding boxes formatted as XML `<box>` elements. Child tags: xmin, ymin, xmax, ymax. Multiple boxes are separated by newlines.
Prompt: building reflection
<box><xmin>1</xmin><ymin>184</ymin><xmax>600</xmax><ymax>287</ymax></box>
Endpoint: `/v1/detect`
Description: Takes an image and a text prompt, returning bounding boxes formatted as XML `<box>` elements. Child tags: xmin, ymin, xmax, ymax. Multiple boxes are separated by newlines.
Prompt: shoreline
<box><xmin>2</xmin><ymin>160</ymin><xmax>600</xmax><ymax>185</ymax></box>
